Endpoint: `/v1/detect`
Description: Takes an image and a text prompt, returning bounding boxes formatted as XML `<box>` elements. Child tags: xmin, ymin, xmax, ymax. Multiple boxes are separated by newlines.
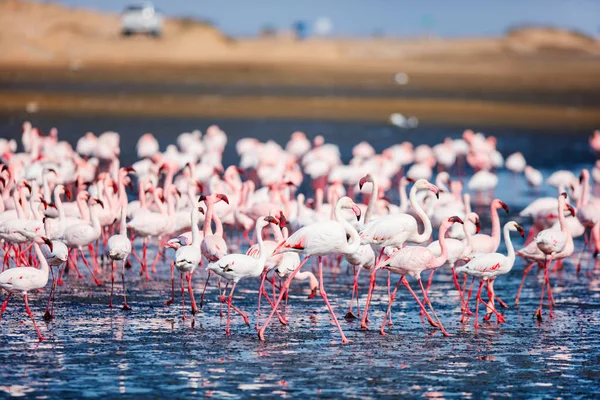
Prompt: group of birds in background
<box><xmin>0</xmin><ymin>122</ymin><xmax>599</xmax><ymax>344</ymax></box>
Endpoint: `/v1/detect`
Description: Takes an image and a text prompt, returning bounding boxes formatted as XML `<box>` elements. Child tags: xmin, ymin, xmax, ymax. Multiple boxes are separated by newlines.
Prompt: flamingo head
<box><xmin>565</xmin><ymin>203</ymin><xmax>576</xmax><ymax>217</ymax></box>
<box><xmin>264</xmin><ymin>215</ymin><xmax>279</xmax><ymax>226</ymax></box>
<box><xmin>513</xmin><ymin>223</ymin><xmax>525</xmax><ymax>238</ymax></box>
<box><xmin>475</xmin><ymin>218</ymin><xmax>481</xmax><ymax>233</ymax></box>
<box><xmin>415</xmin><ymin>179</ymin><xmax>439</xmax><ymax>199</ymax></box>
<box><xmin>235</xmin><ymin>166</ymin><xmax>245</xmax><ymax>175</ymax></box>
<box><xmin>358</xmin><ymin>174</ymin><xmax>372</xmax><ymax>190</ymax></box>
<box><xmin>198</xmin><ymin>194</ymin><xmax>207</xmax><ymax>203</ymax></box>
<box><xmin>197</xmin><ymin>206</ymin><xmax>205</xmax><ymax>215</ymax></box>
<box><xmin>91</xmin><ymin>197</ymin><xmax>104</xmax><ymax>209</ymax></box>
<box><xmin>37</xmin><ymin>236</ymin><xmax>53</xmax><ymax>251</ymax></box>
<box><xmin>448</xmin><ymin>216</ymin><xmax>464</xmax><ymax>225</ymax></box>
<box><xmin>278</xmin><ymin>211</ymin><xmax>287</xmax><ymax>228</ymax></box>
<box><xmin>215</xmin><ymin>193</ymin><xmax>229</xmax><ymax>205</ymax></box>
<box><xmin>494</xmin><ymin>199</ymin><xmax>509</xmax><ymax>213</ymax></box>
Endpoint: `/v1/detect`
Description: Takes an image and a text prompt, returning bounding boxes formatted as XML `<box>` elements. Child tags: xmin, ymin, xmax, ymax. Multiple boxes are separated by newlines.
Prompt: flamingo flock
<box><xmin>0</xmin><ymin>123</ymin><xmax>598</xmax><ymax>345</ymax></box>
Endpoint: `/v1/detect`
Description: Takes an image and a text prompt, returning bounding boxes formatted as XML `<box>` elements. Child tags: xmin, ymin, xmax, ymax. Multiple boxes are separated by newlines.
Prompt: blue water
<box><xmin>0</xmin><ymin>114</ymin><xmax>598</xmax><ymax>398</ymax></box>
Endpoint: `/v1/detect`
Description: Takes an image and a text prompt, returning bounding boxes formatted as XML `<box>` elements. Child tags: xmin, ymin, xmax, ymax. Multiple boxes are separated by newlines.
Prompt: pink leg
<box><xmin>109</xmin><ymin>261</ymin><xmax>115</xmax><ymax>308</ymax></box>
<box><xmin>346</xmin><ymin>265</ymin><xmax>358</xmax><ymax>320</ymax></box>
<box><xmin>401</xmin><ymin>276</ymin><xmax>440</xmax><ymax>329</ymax></box>
<box><xmin>78</xmin><ymin>249</ymin><xmax>102</xmax><ymax>286</ymax></box>
<box><xmin>121</xmin><ymin>260</ymin><xmax>131</xmax><ymax>311</ymax></box>
<box><xmin>44</xmin><ymin>267</ymin><xmax>56</xmax><ymax>320</ymax></box>
<box><xmin>316</xmin><ymin>256</ymin><xmax>349</xmax><ymax>344</ymax></box>
<box><xmin>225</xmin><ymin>282</ymin><xmax>237</xmax><ymax>335</ymax></box>
<box><xmin>88</xmin><ymin>244</ymin><xmax>100</xmax><ymax>274</ymax></box>
<box><xmin>24</xmin><ymin>294</ymin><xmax>45</xmax><ymax>342</ymax></box>
<box><xmin>0</xmin><ymin>293</ymin><xmax>11</xmax><ymax>321</ymax></box>
<box><xmin>545</xmin><ymin>263</ymin><xmax>555</xmax><ymax>318</ymax></box>
<box><xmin>164</xmin><ymin>261</ymin><xmax>175</xmax><ymax>306</ymax></box>
<box><xmin>360</xmin><ymin>266</ymin><xmax>378</xmax><ymax>329</ymax></box>
<box><xmin>450</xmin><ymin>266</ymin><xmax>465</xmax><ymax>310</ymax></box>
<box><xmin>474</xmin><ymin>280</ymin><xmax>484</xmax><ymax>330</ymax></box>
<box><xmin>515</xmin><ymin>261</ymin><xmax>536</xmax><ymax>305</ymax></box>
<box><xmin>258</xmin><ymin>257</ymin><xmax>310</xmax><ymax>341</ymax></box>
<box><xmin>418</xmin><ymin>278</ymin><xmax>450</xmax><ymax>336</ymax></box>
<box><xmin>180</xmin><ymin>273</ymin><xmax>186</xmax><ymax>321</ymax></box>
<box><xmin>187</xmin><ymin>272</ymin><xmax>199</xmax><ymax>314</ymax></box>
<box><xmin>256</xmin><ymin>271</ymin><xmax>268</xmax><ymax>329</ymax></box>
<box><xmin>199</xmin><ymin>271</ymin><xmax>211</xmax><ymax>309</ymax></box>
<box><xmin>380</xmin><ymin>276</ymin><xmax>402</xmax><ymax>335</ymax></box>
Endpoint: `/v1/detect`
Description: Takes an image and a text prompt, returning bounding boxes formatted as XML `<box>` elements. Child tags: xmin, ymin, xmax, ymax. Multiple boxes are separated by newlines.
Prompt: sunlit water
<box><xmin>0</xmin><ymin>114</ymin><xmax>598</xmax><ymax>398</ymax></box>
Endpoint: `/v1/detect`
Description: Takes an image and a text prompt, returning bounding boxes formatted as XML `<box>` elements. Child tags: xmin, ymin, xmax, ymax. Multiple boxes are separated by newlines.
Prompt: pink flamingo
<box><xmin>258</xmin><ymin>196</ymin><xmax>362</xmax><ymax>344</ymax></box>
<box><xmin>376</xmin><ymin>216</ymin><xmax>464</xmax><ymax>336</ymax></box>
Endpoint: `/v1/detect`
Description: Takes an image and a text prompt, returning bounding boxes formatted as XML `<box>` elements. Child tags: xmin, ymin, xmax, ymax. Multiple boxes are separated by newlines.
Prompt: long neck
<box><xmin>462</xmin><ymin>219</ymin><xmax>473</xmax><ymax>255</ymax></box>
<box><xmin>256</xmin><ymin>221</ymin><xmax>269</xmax><ymax>267</ymax></box>
<box><xmin>42</xmin><ymin>174</ymin><xmax>52</xmax><ymax>203</ymax></box>
<box><xmin>119</xmin><ymin>204</ymin><xmax>127</xmax><ymax>236</ymax></box>
<box><xmin>504</xmin><ymin>225</ymin><xmax>515</xmax><ymax>263</ymax></box>
<box><xmin>364</xmin><ymin>179</ymin><xmax>378</xmax><ymax>224</ymax></box>
<box><xmin>213</xmin><ymin>209</ymin><xmax>224</xmax><ymax>238</ymax></box>
<box><xmin>409</xmin><ymin>186</ymin><xmax>433</xmax><ymax>243</ymax></box>
<box><xmin>203</xmin><ymin>199</ymin><xmax>214</xmax><ymax>236</ymax></box>
<box><xmin>334</xmin><ymin>204</ymin><xmax>360</xmax><ymax>254</ymax></box>
<box><xmin>54</xmin><ymin>188</ymin><xmax>65</xmax><ymax>223</ymax></box>
<box><xmin>432</xmin><ymin>224</ymin><xmax>450</xmax><ymax>267</ymax></box>
<box><xmin>33</xmin><ymin>243</ymin><xmax>49</xmax><ymax>275</ymax></box>
<box><xmin>463</xmin><ymin>194</ymin><xmax>471</xmax><ymax>214</ymax></box>
<box><xmin>581</xmin><ymin>172</ymin><xmax>589</xmax><ymax>207</ymax></box>
<box><xmin>138</xmin><ymin>181</ymin><xmax>147</xmax><ymax>208</ymax></box>
<box><xmin>557</xmin><ymin>199</ymin><xmax>568</xmax><ymax>234</ymax></box>
<box><xmin>13</xmin><ymin>189</ymin><xmax>24</xmax><ymax>219</ymax></box>
<box><xmin>490</xmin><ymin>205</ymin><xmax>501</xmax><ymax>250</ymax></box>
<box><xmin>190</xmin><ymin>208</ymin><xmax>200</xmax><ymax>245</ymax></box>
<box><xmin>89</xmin><ymin>204</ymin><xmax>101</xmax><ymax>234</ymax></box>
<box><xmin>78</xmin><ymin>196</ymin><xmax>90</xmax><ymax>222</ymax></box>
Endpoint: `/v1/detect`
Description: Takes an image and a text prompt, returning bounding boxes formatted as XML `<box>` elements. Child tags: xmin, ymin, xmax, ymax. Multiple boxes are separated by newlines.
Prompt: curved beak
<box><xmin>515</xmin><ymin>224</ymin><xmax>525</xmax><ymax>238</ymax></box>
<box><xmin>279</xmin><ymin>211</ymin><xmax>287</xmax><ymax>228</ymax></box>
<box><xmin>198</xmin><ymin>194</ymin><xmax>207</xmax><ymax>202</ymax></box>
<box><xmin>93</xmin><ymin>198</ymin><xmax>104</xmax><ymax>208</ymax></box>
<box><xmin>198</xmin><ymin>207</ymin><xmax>205</xmax><ymax>214</ymax></box>
<box><xmin>449</xmin><ymin>216</ymin><xmax>464</xmax><ymax>224</ymax></box>
<box><xmin>64</xmin><ymin>188</ymin><xmax>72</xmax><ymax>200</ymax></box>
<box><xmin>352</xmin><ymin>204</ymin><xmax>362</xmax><ymax>221</ymax></box>
<box><xmin>500</xmin><ymin>201</ymin><xmax>509</xmax><ymax>213</ymax></box>
<box><xmin>475</xmin><ymin>218</ymin><xmax>481</xmax><ymax>233</ymax></box>
<box><xmin>43</xmin><ymin>237</ymin><xmax>53</xmax><ymax>251</ymax></box>
<box><xmin>566</xmin><ymin>204</ymin><xmax>576</xmax><ymax>217</ymax></box>
<box><xmin>216</xmin><ymin>194</ymin><xmax>229</xmax><ymax>204</ymax></box>
<box><xmin>264</xmin><ymin>215</ymin><xmax>279</xmax><ymax>225</ymax></box>
<box><xmin>358</xmin><ymin>176</ymin><xmax>367</xmax><ymax>190</ymax></box>
<box><xmin>428</xmin><ymin>184</ymin><xmax>440</xmax><ymax>199</ymax></box>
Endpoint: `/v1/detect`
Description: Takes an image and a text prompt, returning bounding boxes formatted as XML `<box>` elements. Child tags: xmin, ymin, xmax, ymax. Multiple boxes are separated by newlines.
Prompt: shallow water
<box><xmin>0</xmin><ymin>115</ymin><xmax>599</xmax><ymax>398</ymax></box>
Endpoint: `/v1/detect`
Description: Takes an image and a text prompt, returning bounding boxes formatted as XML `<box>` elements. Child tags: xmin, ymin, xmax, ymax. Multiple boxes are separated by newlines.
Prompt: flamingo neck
<box><xmin>462</xmin><ymin>219</ymin><xmax>474</xmax><ymax>256</ymax></box>
<box><xmin>13</xmin><ymin>189</ymin><xmax>24</xmax><ymax>219</ymax></box>
<box><xmin>77</xmin><ymin>196</ymin><xmax>90</xmax><ymax>222</ymax></box>
<box><xmin>557</xmin><ymin>198</ymin><xmax>568</xmax><ymax>234</ymax></box>
<box><xmin>119</xmin><ymin>203</ymin><xmax>127</xmax><ymax>236</ymax></box>
<box><xmin>490</xmin><ymin>204</ymin><xmax>501</xmax><ymax>250</ymax></box>
<box><xmin>503</xmin><ymin>224</ymin><xmax>516</xmax><ymax>264</ymax></box>
<box><xmin>581</xmin><ymin>172</ymin><xmax>589</xmax><ymax>207</ymax></box>
<box><xmin>256</xmin><ymin>220</ymin><xmax>269</xmax><ymax>267</ymax></box>
<box><xmin>203</xmin><ymin>199</ymin><xmax>214</xmax><ymax>236</ymax></box>
<box><xmin>33</xmin><ymin>243</ymin><xmax>49</xmax><ymax>274</ymax></box>
<box><xmin>409</xmin><ymin>186</ymin><xmax>433</xmax><ymax>243</ymax></box>
<box><xmin>89</xmin><ymin>204</ymin><xmax>101</xmax><ymax>234</ymax></box>
<box><xmin>190</xmin><ymin>208</ymin><xmax>201</xmax><ymax>246</ymax></box>
<box><xmin>334</xmin><ymin>202</ymin><xmax>360</xmax><ymax>254</ymax></box>
<box><xmin>433</xmin><ymin>224</ymin><xmax>450</xmax><ymax>267</ymax></box>
<box><xmin>364</xmin><ymin>179</ymin><xmax>378</xmax><ymax>224</ymax></box>
<box><xmin>138</xmin><ymin>181</ymin><xmax>147</xmax><ymax>209</ymax></box>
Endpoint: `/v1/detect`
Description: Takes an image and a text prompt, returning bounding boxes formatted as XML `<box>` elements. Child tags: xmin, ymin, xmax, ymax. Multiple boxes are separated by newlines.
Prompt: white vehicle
<box><xmin>121</xmin><ymin>3</ymin><xmax>163</xmax><ymax>37</ymax></box>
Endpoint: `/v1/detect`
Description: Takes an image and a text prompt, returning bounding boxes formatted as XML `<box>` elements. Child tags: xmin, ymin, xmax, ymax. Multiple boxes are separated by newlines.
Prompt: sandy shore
<box><xmin>1</xmin><ymin>1</ymin><xmax>600</xmax><ymax>127</ymax></box>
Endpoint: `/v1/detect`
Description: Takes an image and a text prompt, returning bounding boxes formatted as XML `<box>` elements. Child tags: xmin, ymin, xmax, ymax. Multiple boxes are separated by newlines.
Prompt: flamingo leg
<box><xmin>256</xmin><ymin>271</ymin><xmax>268</xmax><ymax>329</ymax></box>
<box><xmin>360</xmin><ymin>266</ymin><xmax>378</xmax><ymax>329</ymax></box>
<box><xmin>380</xmin><ymin>276</ymin><xmax>402</xmax><ymax>335</ymax></box>
<box><xmin>346</xmin><ymin>265</ymin><xmax>358</xmax><ymax>320</ymax></box>
<box><xmin>0</xmin><ymin>293</ymin><xmax>11</xmax><ymax>321</ymax></box>
<box><xmin>187</xmin><ymin>271</ymin><xmax>199</xmax><ymax>314</ymax></box>
<box><xmin>474</xmin><ymin>280</ymin><xmax>484</xmax><ymax>330</ymax></box>
<box><xmin>451</xmin><ymin>266</ymin><xmax>466</xmax><ymax>310</ymax></box>
<box><xmin>418</xmin><ymin>278</ymin><xmax>450</xmax><ymax>336</ymax></box>
<box><xmin>258</xmin><ymin>256</ymin><xmax>310</xmax><ymax>341</ymax></box>
<box><xmin>199</xmin><ymin>271</ymin><xmax>211</xmax><ymax>309</ymax></box>
<box><xmin>180</xmin><ymin>273</ymin><xmax>186</xmax><ymax>321</ymax></box>
<box><xmin>576</xmin><ymin>230</ymin><xmax>589</xmax><ymax>272</ymax></box>
<box><xmin>164</xmin><ymin>261</ymin><xmax>175</xmax><ymax>306</ymax></box>
<box><xmin>316</xmin><ymin>256</ymin><xmax>349</xmax><ymax>344</ymax></box>
<box><xmin>515</xmin><ymin>261</ymin><xmax>536</xmax><ymax>305</ymax></box>
<box><xmin>225</xmin><ymin>282</ymin><xmax>237</xmax><ymax>335</ymax></box>
<box><xmin>545</xmin><ymin>260</ymin><xmax>555</xmax><ymax>318</ymax></box>
<box><xmin>109</xmin><ymin>260</ymin><xmax>115</xmax><ymax>308</ymax></box>
<box><xmin>78</xmin><ymin>249</ymin><xmax>102</xmax><ymax>286</ymax></box>
<box><xmin>387</xmin><ymin>270</ymin><xmax>394</xmax><ymax>326</ymax></box>
<box><xmin>121</xmin><ymin>259</ymin><xmax>131</xmax><ymax>310</ymax></box>
<box><xmin>534</xmin><ymin>257</ymin><xmax>550</xmax><ymax>320</ymax></box>
<box><xmin>24</xmin><ymin>293</ymin><xmax>45</xmax><ymax>342</ymax></box>
<box><xmin>44</xmin><ymin>267</ymin><xmax>56</xmax><ymax>320</ymax></box>
<box><xmin>400</xmin><ymin>276</ymin><xmax>440</xmax><ymax>329</ymax></box>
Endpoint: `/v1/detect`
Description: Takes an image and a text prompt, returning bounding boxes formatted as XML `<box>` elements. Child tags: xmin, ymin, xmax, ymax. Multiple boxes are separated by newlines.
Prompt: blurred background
<box><xmin>0</xmin><ymin>0</ymin><xmax>599</xmax><ymax>144</ymax></box>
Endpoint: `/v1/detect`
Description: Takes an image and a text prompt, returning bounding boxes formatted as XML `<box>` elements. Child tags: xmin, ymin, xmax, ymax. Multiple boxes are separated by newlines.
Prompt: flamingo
<box><xmin>208</xmin><ymin>216</ymin><xmax>278</xmax><ymax>334</ymax></box>
<box><xmin>40</xmin><ymin>238</ymin><xmax>68</xmax><ymax>320</ymax></box>
<box><xmin>375</xmin><ymin>216</ymin><xmax>465</xmax><ymax>336</ymax></box>
<box><xmin>258</xmin><ymin>196</ymin><xmax>362</xmax><ymax>344</ymax></box>
<box><xmin>174</xmin><ymin>206</ymin><xmax>204</xmax><ymax>319</ymax></box>
<box><xmin>456</xmin><ymin>222</ymin><xmax>525</xmax><ymax>329</ymax></box>
<box><xmin>0</xmin><ymin>236</ymin><xmax>54</xmax><ymax>341</ymax></box>
<box><xmin>106</xmin><ymin>203</ymin><xmax>133</xmax><ymax>310</ymax></box>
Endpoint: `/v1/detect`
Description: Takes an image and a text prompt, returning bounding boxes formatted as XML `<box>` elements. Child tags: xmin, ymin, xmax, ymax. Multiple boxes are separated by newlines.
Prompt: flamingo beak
<box><xmin>449</xmin><ymin>216</ymin><xmax>464</xmax><ymax>224</ymax></box>
<box><xmin>198</xmin><ymin>207</ymin><xmax>205</xmax><ymax>214</ymax></box>
<box><xmin>216</xmin><ymin>194</ymin><xmax>229</xmax><ymax>204</ymax></box>
<box><xmin>198</xmin><ymin>194</ymin><xmax>207</xmax><ymax>202</ymax></box>
<box><xmin>566</xmin><ymin>204</ymin><xmax>576</xmax><ymax>217</ymax></box>
<box><xmin>429</xmin><ymin>185</ymin><xmax>440</xmax><ymax>199</ymax></box>
<box><xmin>64</xmin><ymin>189</ymin><xmax>72</xmax><ymax>200</ymax></box>
<box><xmin>264</xmin><ymin>215</ymin><xmax>279</xmax><ymax>225</ymax></box>
<box><xmin>579</xmin><ymin>172</ymin><xmax>584</xmax><ymax>183</ymax></box>
<box><xmin>352</xmin><ymin>204</ymin><xmax>362</xmax><ymax>221</ymax></box>
<box><xmin>561</xmin><ymin>192</ymin><xmax>568</xmax><ymax>199</ymax></box>
<box><xmin>515</xmin><ymin>224</ymin><xmax>525</xmax><ymax>238</ymax></box>
<box><xmin>43</xmin><ymin>237</ymin><xmax>53</xmax><ymax>251</ymax></box>
<box><xmin>279</xmin><ymin>211</ymin><xmax>287</xmax><ymax>228</ymax></box>
<box><xmin>359</xmin><ymin>176</ymin><xmax>367</xmax><ymax>190</ymax></box>
<box><xmin>236</xmin><ymin>167</ymin><xmax>245</xmax><ymax>175</ymax></box>
<box><xmin>406</xmin><ymin>177</ymin><xmax>415</xmax><ymax>183</ymax></box>
<box><xmin>94</xmin><ymin>198</ymin><xmax>104</xmax><ymax>208</ymax></box>
<box><xmin>500</xmin><ymin>201</ymin><xmax>509</xmax><ymax>213</ymax></box>
<box><xmin>124</xmin><ymin>166</ymin><xmax>136</xmax><ymax>173</ymax></box>
<box><xmin>475</xmin><ymin>219</ymin><xmax>481</xmax><ymax>233</ymax></box>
